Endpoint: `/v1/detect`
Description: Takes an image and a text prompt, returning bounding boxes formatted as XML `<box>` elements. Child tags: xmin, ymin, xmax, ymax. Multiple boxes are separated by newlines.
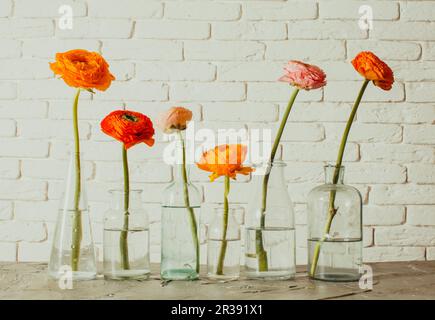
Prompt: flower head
<box><xmin>50</xmin><ymin>49</ymin><xmax>115</xmax><ymax>91</ymax></box>
<box><xmin>279</xmin><ymin>60</ymin><xmax>327</xmax><ymax>90</ymax></box>
<box><xmin>352</xmin><ymin>51</ymin><xmax>394</xmax><ymax>91</ymax></box>
<box><xmin>101</xmin><ymin>110</ymin><xmax>155</xmax><ymax>149</ymax></box>
<box><xmin>157</xmin><ymin>106</ymin><xmax>193</xmax><ymax>134</ymax></box>
<box><xmin>197</xmin><ymin>144</ymin><xmax>254</xmax><ymax>182</ymax></box>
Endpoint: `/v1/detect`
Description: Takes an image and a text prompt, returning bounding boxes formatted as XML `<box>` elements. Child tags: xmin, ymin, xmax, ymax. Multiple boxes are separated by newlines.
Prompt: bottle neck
<box><xmin>173</xmin><ymin>163</ymin><xmax>190</xmax><ymax>183</ymax></box>
<box><xmin>324</xmin><ymin>165</ymin><xmax>345</xmax><ymax>184</ymax></box>
<box><xmin>264</xmin><ymin>161</ymin><xmax>287</xmax><ymax>187</ymax></box>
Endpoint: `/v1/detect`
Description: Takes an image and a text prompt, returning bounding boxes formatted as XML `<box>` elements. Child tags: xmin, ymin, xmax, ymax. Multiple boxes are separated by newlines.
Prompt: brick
<box><xmin>218</xmin><ymin>62</ymin><xmax>282</xmax><ymax>82</ymax></box>
<box><xmin>347</xmin><ymin>41</ymin><xmax>421</xmax><ymax>61</ymax></box>
<box><xmin>284</xmin><ymin>162</ymin><xmax>324</xmax><ymax>183</ymax></box>
<box><xmin>18</xmin><ymin>242</ymin><xmax>51</xmax><ymax>262</ymax></box>
<box><xmin>423</xmin><ymin>42</ymin><xmax>435</xmax><ymax>60</ymax></box>
<box><xmin>0</xmin><ymin>119</ymin><xmax>16</xmax><ymax>137</ymax></box>
<box><xmin>0</xmin><ymin>159</ymin><xmax>19</xmax><ymax>179</ymax></box>
<box><xmin>0</xmin><ymin>19</ymin><xmax>54</xmax><ymax>38</ymax></box>
<box><xmin>171</xmin><ymin>82</ymin><xmax>245</xmax><ymax>102</ymax></box>
<box><xmin>23</xmin><ymin>39</ymin><xmax>100</xmax><ymax>58</ymax></box>
<box><xmin>136</xmin><ymin>62</ymin><xmax>215</xmax><ymax>81</ymax></box>
<box><xmin>248</xmin><ymin>83</ymin><xmax>323</xmax><ymax>102</ymax></box>
<box><xmin>0</xmin><ymin>220</ymin><xmax>46</xmax><ymax>241</ymax></box>
<box><xmin>390</xmin><ymin>61</ymin><xmax>435</xmax><ymax>82</ymax></box>
<box><xmin>0</xmin><ymin>82</ymin><xmax>16</xmax><ymax>99</ymax></box>
<box><xmin>0</xmin><ymin>0</ymin><xmax>11</xmax><ymax>17</ymax></box>
<box><xmin>408</xmin><ymin>164</ymin><xmax>435</xmax><ymax>184</ymax></box>
<box><xmin>0</xmin><ymin>243</ymin><xmax>15</xmax><ymax>261</ymax></box>
<box><xmin>185</xmin><ymin>41</ymin><xmax>265</xmax><ymax>61</ymax></box>
<box><xmin>48</xmin><ymin>100</ymin><xmax>120</xmax><ymax>120</ymax></box>
<box><xmin>95</xmin><ymin>162</ymin><xmax>172</xmax><ymax>183</ymax></box>
<box><xmin>0</xmin><ymin>40</ymin><xmax>21</xmax><ymax>58</ymax></box>
<box><xmin>364</xmin><ymin>227</ymin><xmax>374</xmax><ymax>247</ymax></box>
<box><xmin>103</xmin><ymin>40</ymin><xmax>182</xmax><ymax>60</ymax></box>
<box><xmin>21</xmin><ymin>159</ymin><xmax>93</xmax><ymax>180</ymax></box>
<box><xmin>19</xmin><ymin>80</ymin><xmax>93</xmax><ymax>100</ymax></box>
<box><xmin>0</xmin><ymin>201</ymin><xmax>12</xmax><ymax>220</ymax></box>
<box><xmin>404</xmin><ymin>125</ymin><xmax>435</xmax><ymax>144</ymax></box>
<box><xmin>203</xmin><ymin>102</ymin><xmax>278</xmax><ymax>122</ymax></box>
<box><xmin>358</xmin><ymin>103</ymin><xmax>435</xmax><ymax>124</ymax></box>
<box><xmin>18</xmin><ymin>119</ymin><xmax>90</xmax><ymax>140</ymax></box>
<box><xmin>14</xmin><ymin>0</ymin><xmax>86</xmax><ymax>17</ymax></box>
<box><xmin>324</xmin><ymin>123</ymin><xmax>402</xmax><ymax>144</ymax></box>
<box><xmin>288</xmin><ymin>20</ymin><xmax>367</xmax><ymax>40</ymax></box>
<box><xmin>360</xmin><ymin>144</ymin><xmax>434</xmax><ymax>163</ymax></box>
<box><xmin>401</xmin><ymin>2</ymin><xmax>435</xmax><ymax>21</ymax></box>
<box><xmin>57</xmin><ymin>19</ymin><xmax>132</xmax><ymax>39</ymax></box>
<box><xmin>135</xmin><ymin>21</ymin><xmax>210</xmax><ymax>40</ymax></box>
<box><xmin>364</xmin><ymin>247</ymin><xmax>425</xmax><ymax>263</ymax></box>
<box><xmin>282</xmin><ymin>142</ymin><xmax>359</xmax><ymax>162</ymax></box>
<box><xmin>363</xmin><ymin>206</ymin><xmax>405</xmax><ymax>226</ymax></box>
<box><xmin>266</xmin><ymin>40</ymin><xmax>345</xmax><ymax>61</ymax></box>
<box><xmin>372</xmin><ymin>185</ymin><xmax>435</xmax><ymax>205</ymax></box>
<box><xmin>427</xmin><ymin>248</ymin><xmax>435</xmax><ymax>261</ymax></box>
<box><xmin>321</xmin><ymin>61</ymin><xmax>361</xmax><ymax>81</ymax></box>
<box><xmin>14</xmin><ymin>200</ymin><xmax>58</xmax><ymax>222</ymax></box>
<box><xmin>280</xmin><ymin>123</ymin><xmax>325</xmax><ymax>142</ymax></box>
<box><xmin>0</xmin><ymin>139</ymin><xmax>49</xmax><ymax>158</ymax></box>
<box><xmin>213</xmin><ymin>22</ymin><xmax>287</xmax><ymax>40</ymax></box>
<box><xmin>88</xmin><ymin>0</ymin><xmax>162</xmax><ymax>18</ymax></box>
<box><xmin>320</xmin><ymin>1</ymin><xmax>399</xmax><ymax>20</ymax></box>
<box><xmin>289</xmin><ymin>102</ymin><xmax>352</xmax><ymax>122</ymax></box>
<box><xmin>245</xmin><ymin>1</ymin><xmax>317</xmax><ymax>21</ymax></box>
<box><xmin>165</xmin><ymin>2</ymin><xmax>241</xmax><ymax>21</ymax></box>
<box><xmin>324</xmin><ymin>81</ymin><xmax>405</xmax><ymax>102</ymax></box>
<box><xmin>0</xmin><ymin>59</ymin><xmax>52</xmax><ymax>79</ymax></box>
<box><xmin>407</xmin><ymin>82</ymin><xmax>435</xmax><ymax>102</ymax></box>
<box><xmin>407</xmin><ymin>206</ymin><xmax>435</xmax><ymax>226</ymax></box>
<box><xmin>372</xmin><ymin>22</ymin><xmax>435</xmax><ymax>41</ymax></box>
<box><xmin>345</xmin><ymin>163</ymin><xmax>406</xmax><ymax>184</ymax></box>
<box><xmin>376</xmin><ymin>226</ymin><xmax>435</xmax><ymax>246</ymax></box>
<box><xmin>0</xmin><ymin>181</ymin><xmax>46</xmax><ymax>201</ymax></box>
<box><xmin>0</xmin><ymin>101</ymin><xmax>47</xmax><ymax>119</ymax></box>
<box><xmin>94</xmin><ymin>82</ymin><xmax>168</xmax><ymax>101</ymax></box>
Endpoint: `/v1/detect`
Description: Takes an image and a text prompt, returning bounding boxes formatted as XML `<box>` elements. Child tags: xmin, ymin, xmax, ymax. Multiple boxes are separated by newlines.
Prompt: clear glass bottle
<box><xmin>245</xmin><ymin>161</ymin><xmax>296</xmax><ymax>280</ymax></box>
<box><xmin>207</xmin><ymin>207</ymin><xmax>242</xmax><ymax>281</ymax></box>
<box><xmin>48</xmin><ymin>152</ymin><xmax>97</xmax><ymax>281</ymax></box>
<box><xmin>307</xmin><ymin>165</ymin><xmax>363</xmax><ymax>282</ymax></box>
<box><xmin>103</xmin><ymin>190</ymin><xmax>150</xmax><ymax>280</ymax></box>
<box><xmin>161</xmin><ymin>164</ymin><xmax>201</xmax><ymax>280</ymax></box>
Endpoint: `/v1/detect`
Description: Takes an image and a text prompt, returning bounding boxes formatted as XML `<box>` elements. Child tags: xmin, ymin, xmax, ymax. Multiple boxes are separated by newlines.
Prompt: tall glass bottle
<box><xmin>104</xmin><ymin>190</ymin><xmax>150</xmax><ymax>280</ymax></box>
<box><xmin>161</xmin><ymin>164</ymin><xmax>201</xmax><ymax>280</ymax></box>
<box><xmin>307</xmin><ymin>165</ymin><xmax>363</xmax><ymax>282</ymax></box>
<box><xmin>245</xmin><ymin>160</ymin><xmax>296</xmax><ymax>280</ymax></box>
<box><xmin>48</xmin><ymin>152</ymin><xmax>97</xmax><ymax>281</ymax></box>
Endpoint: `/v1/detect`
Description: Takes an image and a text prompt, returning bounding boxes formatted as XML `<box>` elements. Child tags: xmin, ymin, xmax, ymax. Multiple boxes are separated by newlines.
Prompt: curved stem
<box><xmin>256</xmin><ymin>88</ymin><xmax>300</xmax><ymax>272</ymax></box>
<box><xmin>178</xmin><ymin>131</ymin><xmax>200</xmax><ymax>274</ymax></box>
<box><xmin>216</xmin><ymin>176</ymin><xmax>230</xmax><ymax>275</ymax></box>
<box><xmin>120</xmin><ymin>144</ymin><xmax>130</xmax><ymax>270</ymax></box>
<box><xmin>71</xmin><ymin>88</ymin><xmax>82</xmax><ymax>272</ymax></box>
<box><xmin>310</xmin><ymin>80</ymin><xmax>370</xmax><ymax>278</ymax></box>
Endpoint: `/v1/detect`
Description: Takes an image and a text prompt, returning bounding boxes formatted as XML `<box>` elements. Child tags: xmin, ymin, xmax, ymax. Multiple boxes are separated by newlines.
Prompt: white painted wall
<box><xmin>0</xmin><ymin>0</ymin><xmax>434</xmax><ymax>264</ymax></box>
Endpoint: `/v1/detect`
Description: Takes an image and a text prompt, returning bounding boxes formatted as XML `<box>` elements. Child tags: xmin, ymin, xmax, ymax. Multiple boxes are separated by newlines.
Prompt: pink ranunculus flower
<box><xmin>278</xmin><ymin>60</ymin><xmax>327</xmax><ymax>90</ymax></box>
<box><xmin>157</xmin><ymin>106</ymin><xmax>193</xmax><ymax>134</ymax></box>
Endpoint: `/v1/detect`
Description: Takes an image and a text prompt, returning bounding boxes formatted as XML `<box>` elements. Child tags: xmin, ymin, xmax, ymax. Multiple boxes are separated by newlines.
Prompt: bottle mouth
<box><xmin>252</xmin><ymin>160</ymin><xmax>286</xmax><ymax>169</ymax></box>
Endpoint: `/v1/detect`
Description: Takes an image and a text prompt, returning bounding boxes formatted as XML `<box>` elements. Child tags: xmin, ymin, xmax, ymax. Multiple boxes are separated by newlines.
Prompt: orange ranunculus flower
<box><xmin>101</xmin><ymin>110</ymin><xmax>155</xmax><ymax>149</ymax></box>
<box><xmin>351</xmin><ymin>51</ymin><xmax>394</xmax><ymax>91</ymax></box>
<box><xmin>50</xmin><ymin>49</ymin><xmax>115</xmax><ymax>91</ymax></box>
<box><xmin>197</xmin><ymin>144</ymin><xmax>254</xmax><ymax>182</ymax></box>
<box><xmin>157</xmin><ymin>106</ymin><xmax>193</xmax><ymax>134</ymax></box>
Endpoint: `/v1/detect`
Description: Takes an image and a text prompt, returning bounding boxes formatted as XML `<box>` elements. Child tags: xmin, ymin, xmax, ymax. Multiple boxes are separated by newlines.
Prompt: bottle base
<box><xmin>245</xmin><ymin>270</ymin><xmax>295</xmax><ymax>281</ymax></box>
<box><xmin>207</xmin><ymin>273</ymin><xmax>239</xmax><ymax>281</ymax></box>
<box><xmin>309</xmin><ymin>271</ymin><xmax>361</xmax><ymax>282</ymax></box>
<box><xmin>48</xmin><ymin>270</ymin><xmax>97</xmax><ymax>281</ymax></box>
<box><xmin>161</xmin><ymin>269</ymin><xmax>198</xmax><ymax>281</ymax></box>
<box><xmin>104</xmin><ymin>269</ymin><xmax>150</xmax><ymax>281</ymax></box>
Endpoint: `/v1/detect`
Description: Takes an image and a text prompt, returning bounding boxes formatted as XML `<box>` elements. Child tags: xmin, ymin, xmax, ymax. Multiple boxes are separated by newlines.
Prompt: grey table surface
<box><xmin>1</xmin><ymin>262</ymin><xmax>434</xmax><ymax>300</ymax></box>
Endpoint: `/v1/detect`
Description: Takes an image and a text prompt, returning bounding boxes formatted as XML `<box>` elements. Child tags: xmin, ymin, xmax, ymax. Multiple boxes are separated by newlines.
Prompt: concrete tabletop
<box><xmin>1</xmin><ymin>262</ymin><xmax>434</xmax><ymax>300</ymax></box>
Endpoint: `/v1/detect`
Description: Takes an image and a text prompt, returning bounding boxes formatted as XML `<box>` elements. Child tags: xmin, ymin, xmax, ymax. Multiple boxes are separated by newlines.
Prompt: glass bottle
<box><xmin>48</xmin><ymin>152</ymin><xmax>97</xmax><ymax>281</ymax></box>
<box><xmin>207</xmin><ymin>207</ymin><xmax>242</xmax><ymax>280</ymax></box>
<box><xmin>161</xmin><ymin>164</ymin><xmax>201</xmax><ymax>280</ymax></box>
<box><xmin>103</xmin><ymin>190</ymin><xmax>150</xmax><ymax>280</ymax></box>
<box><xmin>307</xmin><ymin>165</ymin><xmax>363</xmax><ymax>282</ymax></box>
<box><xmin>245</xmin><ymin>160</ymin><xmax>296</xmax><ymax>280</ymax></box>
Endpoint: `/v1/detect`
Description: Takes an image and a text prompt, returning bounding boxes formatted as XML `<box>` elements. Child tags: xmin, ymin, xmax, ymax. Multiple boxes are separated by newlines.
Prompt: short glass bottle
<box><xmin>161</xmin><ymin>165</ymin><xmax>201</xmax><ymax>280</ymax></box>
<box><xmin>307</xmin><ymin>165</ymin><xmax>363</xmax><ymax>282</ymax></box>
<box><xmin>207</xmin><ymin>207</ymin><xmax>242</xmax><ymax>281</ymax></box>
<box><xmin>103</xmin><ymin>190</ymin><xmax>150</xmax><ymax>280</ymax></box>
<box><xmin>48</xmin><ymin>152</ymin><xmax>97</xmax><ymax>281</ymax></box>
<box><xmin>245</xmin><ymin>161</ymin><xmax>296</xmax><ymax>280</ymax></box>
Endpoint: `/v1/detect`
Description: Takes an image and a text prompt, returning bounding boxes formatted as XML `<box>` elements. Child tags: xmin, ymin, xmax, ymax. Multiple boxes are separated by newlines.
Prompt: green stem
<box><xmin>309</xmin><ymin>80</ymin><xmax>370</xmax><ymax>278</ymax></box>
<box><xmin>120</xmin><ymin>145</ymin><xmax>130</xmax><ymax>270</ymax></box>
<box><xmin>216</xmin><ymin>176</ymin><xmax>230</xmax><ymax>275</ymax></box>
<box><xmin>71</xmin><ymin>88</ymin><xmax>82</xmax><ymax>272</ymax></box>
<box><xmin>178</xmin><ymin>131</ymin><xmax>200</xmax><ymax>274</ymax></box>
<box><xmin>256</xmin><ymin>88</ymin><xmax>300</xmax><ymax>272</ymax></box>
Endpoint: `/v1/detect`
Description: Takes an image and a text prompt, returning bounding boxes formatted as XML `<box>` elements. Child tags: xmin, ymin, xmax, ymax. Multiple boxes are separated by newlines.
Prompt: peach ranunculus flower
<box><xmin>157</xmin><ymin>106</ymin><xmax>193</xmax><ymax>134</ymax></box>
<box><xmin>50</xmin><ymin>49</ymin><xmax>115</xmax><ymax>91</ymax></box>
<box><xmin>352</xmin><ymin>51</ymin><xmax>394</xmax><ymax>91</ymax></box>
<box><xmin>197</xmin><ymin>144</ymin><xmax>254</xmax><ymax>182</ymax></box>
<box><xmin>278</xmin><ymin>60</ymin><xmax>327</xmax><ymax>90</ymax></box>
<box><xmin>101</xmin><ymin>110</ymin><xmax>155</xmax><ymax>149</ymax></box>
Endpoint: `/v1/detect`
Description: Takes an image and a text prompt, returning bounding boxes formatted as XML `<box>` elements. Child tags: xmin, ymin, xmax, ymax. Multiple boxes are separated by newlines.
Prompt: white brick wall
<box><xmin>0</xmin><ymin>0</ymin><xmax>434</xmax><ymax>265</ymax></box>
